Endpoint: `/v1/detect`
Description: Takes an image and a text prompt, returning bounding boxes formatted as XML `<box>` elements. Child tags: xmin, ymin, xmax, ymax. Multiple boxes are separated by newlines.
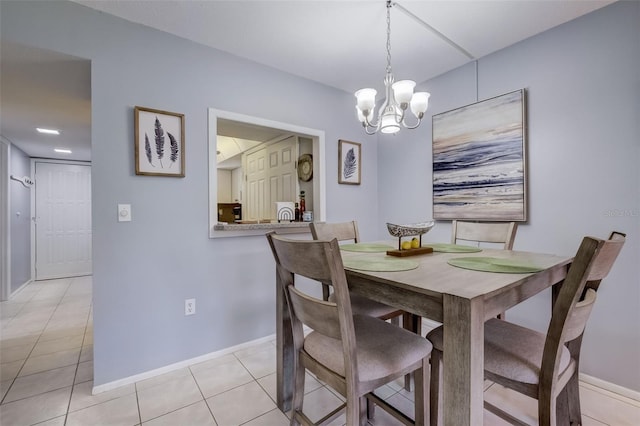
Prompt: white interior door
<box><xmin>35</xmin><ymin>162</ymin><xmax>92</xmax><ymax>280</ymax></box>
<box><xmin>245</xmin><ymin>136</ymin><xmax>297</xmax><ymax>221</ymax></box>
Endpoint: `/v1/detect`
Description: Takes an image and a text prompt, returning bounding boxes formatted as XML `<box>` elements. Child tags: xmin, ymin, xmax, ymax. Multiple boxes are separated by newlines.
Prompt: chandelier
<box><xmin>355</xmin><ymin>0</ymin><xmax>430</xmax><ymax>135</ymax></box>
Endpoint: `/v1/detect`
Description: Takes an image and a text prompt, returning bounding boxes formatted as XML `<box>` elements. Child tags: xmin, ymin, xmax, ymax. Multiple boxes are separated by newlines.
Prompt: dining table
<box><xmin>274</xmin><ymin>240</ymin><xmax>573</xmax><ymax>426</ymax></box>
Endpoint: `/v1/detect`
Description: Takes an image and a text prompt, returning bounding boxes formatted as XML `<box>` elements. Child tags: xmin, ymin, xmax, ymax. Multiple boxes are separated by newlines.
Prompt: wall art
<box><xmin>338</xmin><ymin>139</ymin><xmax>361</xmax><ymax>185</ymax></box>
<box><xmin>432</xmin><ymin>89</ymin><xmax>527</xmax><ymax>221</ymax></box>
<box><xmin>135</xmin><ymin>106</ymin><xmax>185</xmax><ymax>177</ymax></box>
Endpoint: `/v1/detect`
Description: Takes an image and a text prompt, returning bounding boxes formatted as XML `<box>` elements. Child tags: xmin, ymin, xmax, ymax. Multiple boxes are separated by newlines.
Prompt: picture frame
<box><xmin>432</xmin><ymin>89</ymin><xmax>527</xmax><ymax>221</ymax></box>
<box><xmin>338</xmin><ymin>140</ymin><xmax>361</xmax><ymax>185</ymax></box>
<box><xmin>135</xmin><ymin>106</ymin><xmax>185</xmax><ymax>177</ymax></box>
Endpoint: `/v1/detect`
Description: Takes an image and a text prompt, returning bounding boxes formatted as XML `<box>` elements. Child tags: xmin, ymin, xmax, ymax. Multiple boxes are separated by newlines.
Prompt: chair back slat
<box><xmin>452</xmin><ymin>220</ymin><xmax>517</xmax><ymax>249</ymax></box>
<box><xmin>563</xmin><ymin>288</ymin><xmax>597</xmax><ymax>342</ymax></box>
<box><xmin>269</xmin><ymin>235</ymin><xmax>336</xmax><ymax>282</ymax></box>
<box><xmin>586</xmin><ymin>234</ymin><xmax>626</xmax><ymax>282</ymax></box>
<box><xmin>311</xmin><ymin>221</ymin><xmax>360</xmax><ymax>243</ymax></box>
<box><xmin>288</xmin><ymin>286</ymin><xmax>342</xmax><ymax>339</ymax></box>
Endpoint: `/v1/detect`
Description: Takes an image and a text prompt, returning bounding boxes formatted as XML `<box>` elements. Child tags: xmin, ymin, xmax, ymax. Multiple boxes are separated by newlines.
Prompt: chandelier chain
<box><xmin>386</xmin><ymin>0</ymin><xmax>392</xmax><ymax>74</ymax></box>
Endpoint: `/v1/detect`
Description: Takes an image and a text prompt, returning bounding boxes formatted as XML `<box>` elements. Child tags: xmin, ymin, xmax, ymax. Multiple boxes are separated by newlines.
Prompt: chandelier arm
<box><xmin>400</xmin><ymin>114</ymin><xmax>423</xmax><ymax>129</ymax></box>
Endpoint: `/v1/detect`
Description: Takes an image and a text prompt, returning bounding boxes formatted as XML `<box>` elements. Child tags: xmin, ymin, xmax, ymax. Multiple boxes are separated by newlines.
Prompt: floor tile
<box><xmin>0</xmin><ymin>386</ymin><xmax>71</xmax><ymax>425</ymax></box>
<box><xmin>137</xmin><ymin>372</ymin><xmax>203</xmax><ymax>422</ymax></box>
<box><xmin>483</xmin><ymin>383</ymin><xmax>537</xmax><ymax>425</ymax></box>
<box><xmin>243</xmin><ymin>407</ymin><xmax>290</xmax><ymax>426</ymax></box>
<box><xmin>19</xmin><ymin>347</ymin><xmax>80</xmax><ymax>376</ymax></box>
<box><xmin>0</xmin><ymin>341</ymin><xmax>34</xmax><ymax>363</ymax></box>
<box><xmin>75</xmin><ymin>360</ymin><xmax>93</xmax><ymax>384</ymax></box>
<box><xmin>580</xmin><ymin>383</ymin><xmax>640</xmax><ymax>425</ymax></box>
<box><xmin>134</xmin><ymin>367</ymin><xmax>191</xmax><ymax>391</ymax></box>
<box><xmin>4</xmin><ymin>364</ymin><xmax>76</xmax><ymax>402</ymax></box>
<box><xmin>79</xmin><ymin>344</ymin><xmax>93</xmax><ymax>363</ymax></box>
<box><xmin>32</xmin><ymin>415</ymin><xmax>67</xmax><ymax>425</ymax></box>
<box><xmin>206</xmin><ymin>381</ymin><xmax>276</xmax><ymax>425</ymax></box>
<box><xmin>66</xmin><ymin>393</ymin><xmax>140</xmax><ymax>426</ymax></box>
<box><xmin>69</xmin><ymin>380</ymin><xmax>136</xmax><ymax>413</ymax></box>
<box><xmin>30</xmin><ymin>335</ymin><xmax>84</xmax><ymax>357</ymax></box>
<box><xmin>0</xmin><ymin>333</ymin><xmax>39</xmax><ymax>349</ymax></box>
<box><xmin>192</xmin><ymin>357</ymin><xmax>254</xmax><ymax>398</ymax></box>
<box><xmin>236</xmin><ymin>345</ymin><xmax>276</xmax><ymax>379</ymax></box>
<box><xmin>0</xmin><ymin>359</ymin><xmax>24</xmax><ymax>382</ymax></box>
<box><xmin>39</xmin><ymin>326</ymin><xmax>86</xmax><ymax>343</ymax></box>
<box><xmin>291</xmin><ymin>386</ymin><xmax>344</xmax><ymax>424</ymax></box>
<box><xmin>142</xmin><ymin>400</ymin><xmax>216</xmax><ymax>426</ymax></box>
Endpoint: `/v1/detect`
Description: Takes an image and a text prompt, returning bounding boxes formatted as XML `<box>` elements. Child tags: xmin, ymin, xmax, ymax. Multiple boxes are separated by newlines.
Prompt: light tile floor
<box><xmin>1</xmin><ymin>277</ymin><xmax>639</xmax><ymax>425</ymax></box>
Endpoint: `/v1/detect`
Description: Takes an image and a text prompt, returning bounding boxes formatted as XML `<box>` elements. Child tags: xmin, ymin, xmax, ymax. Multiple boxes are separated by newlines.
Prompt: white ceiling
<box><xmin>1</xmin><ymin>0</ymin><xmax>614</xmax><ymax>161</ymax></box>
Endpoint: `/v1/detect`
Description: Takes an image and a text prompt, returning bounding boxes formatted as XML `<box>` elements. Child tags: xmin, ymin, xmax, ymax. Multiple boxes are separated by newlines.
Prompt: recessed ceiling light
<box><xmin>54</xmin><ymin>148</ymin><xmax>72</xmax><ymax>154</ymax></box>
<box><xmin>36</xmin><ymin>127</ymin><xmax>60</xmax><ymax>135</ymax></box>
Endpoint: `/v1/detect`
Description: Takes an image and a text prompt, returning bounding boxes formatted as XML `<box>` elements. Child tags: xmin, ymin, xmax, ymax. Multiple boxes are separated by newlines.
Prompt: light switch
<box><xmin>118</xmin><ymin>204</ymin><xmax>132</xmax><ymax>222</ymax></box>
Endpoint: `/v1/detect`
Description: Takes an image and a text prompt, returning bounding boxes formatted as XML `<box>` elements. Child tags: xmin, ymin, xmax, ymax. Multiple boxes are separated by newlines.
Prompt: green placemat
<box><xmin>426</xmin><ymin>243</ymin><xmax>482</xmax><ymax>253</ymax></box>
<box><xmin>343</xmin><ymin>257</ymin><xmax>418</xmax><ymax>272</ymax></box>
<box><xmin>340</xmin><ymin>243</ymin><xmax>394</xmax><ymax>253</ymax></box>
<box><xmin>448</xmin><ymin>257</ymin><xmax>544</xmax><ymax>273</ymax></box>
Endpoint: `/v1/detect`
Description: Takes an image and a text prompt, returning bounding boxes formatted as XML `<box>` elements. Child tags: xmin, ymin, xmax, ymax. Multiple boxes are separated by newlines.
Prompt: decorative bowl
<box><xmin>386</xmin><ymin>221</ymin><xmax>435</xmax><ymax>238</ymax></box>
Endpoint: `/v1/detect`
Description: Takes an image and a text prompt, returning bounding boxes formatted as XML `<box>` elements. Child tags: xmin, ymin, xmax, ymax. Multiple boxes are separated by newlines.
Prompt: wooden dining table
<box><xmin>275</xmin><ymin>242</ymin><xmax>573</xmax><ymax>426</ymax></box>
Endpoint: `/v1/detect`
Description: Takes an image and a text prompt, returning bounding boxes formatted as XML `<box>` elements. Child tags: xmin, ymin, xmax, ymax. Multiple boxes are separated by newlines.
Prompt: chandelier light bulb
<box><xmin>391</xmin><ymin>80</ymin><xmax>416</xmax><ymax>107</ymax></box>
<box><xmin>355</xmin><ymin>88</ymin><xmax>377</xmax><ymax>113</ymax></box>
<box><xmin>410</xmin><ymin>92</ymin><xmax>431</xmax><ymax>118</ymax></box>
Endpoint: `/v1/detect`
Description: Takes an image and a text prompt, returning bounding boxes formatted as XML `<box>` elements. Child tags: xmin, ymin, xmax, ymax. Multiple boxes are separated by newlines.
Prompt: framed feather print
<box><xmin>134</xmin><ymin>106</ymin><xmax>185</xmax><ymax>177</ymax></box>
<box><xmin>338</xmin><ymin>139</ymin><xmax>361</xmax><ymax>185</ymax></box>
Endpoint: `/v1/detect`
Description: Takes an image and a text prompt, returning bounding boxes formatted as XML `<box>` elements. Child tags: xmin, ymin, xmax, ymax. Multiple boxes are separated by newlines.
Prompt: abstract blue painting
<box><xmin>432</xmin><ymin>90</ymin><xmax>527</xmax><ymax>221</ymax></box>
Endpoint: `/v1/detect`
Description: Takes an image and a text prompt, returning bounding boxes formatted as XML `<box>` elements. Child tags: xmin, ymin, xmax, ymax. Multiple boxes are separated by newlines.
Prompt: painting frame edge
<box><xmin>431</xmin><ymin>89</ymin><xmax>528</xmax><ymax>222</ymax></box>
<box><xmin>134</xmin><ymin>106</ymin><xmax>186</xmax><ymax>177</ymax></box>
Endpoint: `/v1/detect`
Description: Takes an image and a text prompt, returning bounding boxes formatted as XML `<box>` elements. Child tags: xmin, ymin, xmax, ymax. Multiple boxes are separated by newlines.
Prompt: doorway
<box><xmin>34</xmin><ymin>161</ymin><xmax>92</xmax><ymax>280</ymax></box>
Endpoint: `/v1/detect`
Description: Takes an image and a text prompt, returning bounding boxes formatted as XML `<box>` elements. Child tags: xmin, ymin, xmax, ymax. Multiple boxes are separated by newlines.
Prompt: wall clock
<box><xmin>297</xmin><ymin>154</ymin><xmax>313</xmax><ymax>181</ymax></box>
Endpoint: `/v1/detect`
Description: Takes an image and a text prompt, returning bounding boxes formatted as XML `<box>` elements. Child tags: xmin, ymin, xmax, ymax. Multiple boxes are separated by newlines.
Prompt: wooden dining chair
<box><xmin>451</xmin><ymin>220</ymin><xmax>518</xmax><ymax>250</ymax></box>
<box><xmin>310</xmin><ymin>221</ymin><xmax>404</xmax><ymax>322</ymax></box>
<box><xmin>452</xmin><ymin>220</ymin><xmax>518</xmax><ymax>320</ymax></box>
<box><xmin>426</xmin><ymin>231</ymin><xmax>626</xmax><ymax>426</ymax></box>
<box><xmin>266</xmin><ymin>232</ymin><xmax>432</xmax><ymax>426</ymax></box>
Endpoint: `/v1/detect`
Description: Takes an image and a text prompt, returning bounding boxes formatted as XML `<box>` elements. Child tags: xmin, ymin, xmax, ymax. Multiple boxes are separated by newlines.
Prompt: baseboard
<box><xmin>579</xmin><ymin>373</ymin><xmax>640</xmax><ymax>404</ymax></box>
<box><xmin>10</xmin><ymin>279</ymin><xmax>32</xmax><ymax>299</ymax></box>
<box><xmin>92</xmin><ymin>333</ymin><xmax>275</xmax><ymax>395</ymax></box>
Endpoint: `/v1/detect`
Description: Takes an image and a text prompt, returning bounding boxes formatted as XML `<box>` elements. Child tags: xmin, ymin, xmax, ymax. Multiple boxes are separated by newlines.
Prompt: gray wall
<box><xmin>378</xmin><ymin>1</ymin><xmax>640</xmax><ymax>391</ymax></box>
<box><xmin>1</xmin><ymin>0</ymin><xmax>379</xmax><ymax>386</ymax></box>
<box><xmin>9</xmin><ymin>144</ymin><xmax>31</xmax><ymax>293</ymax></box>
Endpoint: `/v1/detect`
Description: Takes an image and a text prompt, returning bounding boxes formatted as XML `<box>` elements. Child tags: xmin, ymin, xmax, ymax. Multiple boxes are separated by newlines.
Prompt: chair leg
<box><xmin>366</xmin><ymin>395</ymin><xmax>376</xmax><ymax>420</ymax></box>
<box><xmin>565</xmin><ymin>373</ymin><xmax>582</xmax><ymax>425</ymax></box>
<box><xmin>291</xmin><ymin>358</ymin><xmax>306</xmax><ymax>426</ymax></box>
<box><xmin>359</xmin><ymin>396</ymin><xmax>367</xmax><ymax>426</ymax></box>
<box><xmin>414</xmin><ymin>358</ymin><xmax>428</xmax><ymax>426</ymax></box>
<box><xmin>344</xmin><ymin>392</ymin><xmax>360</xmax><ymax>426</ymax></box>
<box><xmin>556</xmin><ymin>388</ymin><xmax>570</xmax><ymax>426</ymax></box>
<box><xmin>403</xmin><ymin>313</ymin><xmax>422</xmax><ymax>391</ymax></box>
<box><xmin>539</xmin><ymin>391</ymin><xmax>557</xmax><ymax>426</ymax></box>
<box><xmin>429</xmin><ymin>351</ymin><xmax>442</xmax><ymax>426</ymax></box>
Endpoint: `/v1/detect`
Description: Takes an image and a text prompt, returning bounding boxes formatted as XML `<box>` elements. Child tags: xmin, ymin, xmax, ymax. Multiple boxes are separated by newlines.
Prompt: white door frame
<box><xmin>31</xmin><ymin>158</ymin><xmax>91</xmax><ymax>280</ymax></box>
<box><xmin>0</xmin><ymin>138</ymin><xmax>10</xmax><ymax>301</ymax></box>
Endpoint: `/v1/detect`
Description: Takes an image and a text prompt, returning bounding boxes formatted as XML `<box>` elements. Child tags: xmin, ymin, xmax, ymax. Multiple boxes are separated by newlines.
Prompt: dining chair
<box><xmin>452</xmin><ymin>219</ymin><xmax>518</xmax><ymax>320</ymax></box>
<box><xmin>451</xmin><ymin>220</ymin><xmax>518</xmax><ymax>250</ymax></box>
<box><xmin>310</xmin><ymin>221</ymin><xmax>404</xmax><ymax>322</ymax></box>
<box><xmin>426</xmin><ymin>231</ymin><xmax>626</xmax><ymax>426</ymax></box>
<box><xmin>266</xmin><ymin>232</ymin><xmax>432</xmax><ymax>426</ymax></box>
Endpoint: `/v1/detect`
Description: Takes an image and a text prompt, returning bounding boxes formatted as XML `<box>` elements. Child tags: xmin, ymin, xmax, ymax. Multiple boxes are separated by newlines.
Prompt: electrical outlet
<box><xmin>185</xmin><ymin>298</ymin><xmax>196</xmax><ymax>316</ymax></box>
